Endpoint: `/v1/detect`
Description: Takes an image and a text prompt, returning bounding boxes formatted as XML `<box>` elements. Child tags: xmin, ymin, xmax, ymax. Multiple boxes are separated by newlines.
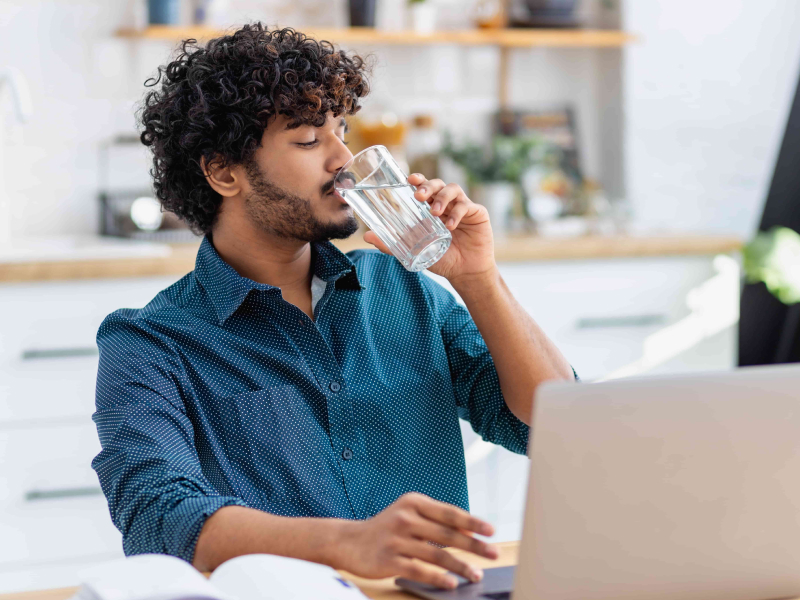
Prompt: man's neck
<box><xmin>210</xmin><ymin>217</ymin><xmax>313</xmax><ymax>293</ymax></box>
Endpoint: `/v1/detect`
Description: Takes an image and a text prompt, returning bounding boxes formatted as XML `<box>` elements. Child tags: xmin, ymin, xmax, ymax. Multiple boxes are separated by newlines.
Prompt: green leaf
<box><xmin>743</xmin><ymin>226</ymin><xmax>800</xmax><ymax>305</ymax></box>
<box><xmin>441</xmin><ymin>132</ymin><xmax>543</xmax><ymax>185</ymax></box>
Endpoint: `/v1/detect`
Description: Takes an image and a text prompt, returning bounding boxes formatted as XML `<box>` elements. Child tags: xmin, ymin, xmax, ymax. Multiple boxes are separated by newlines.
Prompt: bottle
<box><xmin>406</xmin><ymin>115</ymin><xmax>441</xmax><ymax>180</ymax></box>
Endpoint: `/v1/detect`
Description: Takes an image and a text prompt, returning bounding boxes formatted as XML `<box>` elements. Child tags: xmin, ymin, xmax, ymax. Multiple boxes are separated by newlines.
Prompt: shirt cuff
<box><xmin>164</xmin><ymin>495</ymin><xmax>249</xmax><ymax>563</ymax></box>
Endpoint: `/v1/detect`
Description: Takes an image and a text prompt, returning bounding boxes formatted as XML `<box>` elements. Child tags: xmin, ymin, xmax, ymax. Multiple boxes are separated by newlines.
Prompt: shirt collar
<box><xmin>194</xmin><ymin>235</ymin><xmax>363</xmax><ymax>325</ymax></box>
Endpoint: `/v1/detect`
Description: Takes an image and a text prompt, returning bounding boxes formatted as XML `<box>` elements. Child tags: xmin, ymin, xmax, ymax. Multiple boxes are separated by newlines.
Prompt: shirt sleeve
<box><xmin>92</xmin><ymin>313</ymin><xmax>247</xmax><ymax>563</ymax></box>
<box><xmin>419</xmin><ymin>274</ymin><xmax>530</xmax><ymax>455</ymax></box>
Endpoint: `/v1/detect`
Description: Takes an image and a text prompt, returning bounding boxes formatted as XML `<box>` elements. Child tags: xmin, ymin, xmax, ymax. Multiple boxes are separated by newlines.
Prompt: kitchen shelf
<box><xmin>115</xmin><ymin>26</ymin><xmax>636</xmax><ymax>48</ymax></box>
<box><xmin>115</xmin><ymin>25</ymin><xmax>636</xmax><ymax>109</ymax></box>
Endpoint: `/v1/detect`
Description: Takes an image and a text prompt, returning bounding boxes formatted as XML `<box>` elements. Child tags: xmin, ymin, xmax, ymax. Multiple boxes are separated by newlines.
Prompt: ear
<box><xmin>200</xmin><ymin>155</ymin><xmax>243</xmax><ymax>198</ymax></box>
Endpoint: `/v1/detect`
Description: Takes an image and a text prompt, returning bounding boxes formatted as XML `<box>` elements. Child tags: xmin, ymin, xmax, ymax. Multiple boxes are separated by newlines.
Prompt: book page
<box><xmin>209</xmin><ymin>554</ymin><xmax>368</xmax><ymax>600</ymax></box>
<box><xmin>74</xmin><ymin>554</ymin><xmax>230</xmax><ymax>600</ymax></box>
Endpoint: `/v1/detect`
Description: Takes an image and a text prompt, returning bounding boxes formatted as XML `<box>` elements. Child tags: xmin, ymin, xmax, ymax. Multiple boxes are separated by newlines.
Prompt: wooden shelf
<box><xmin>115</xmin><ymin>26</ymin><xmax>636</xmax><ymax>48</ymax></box>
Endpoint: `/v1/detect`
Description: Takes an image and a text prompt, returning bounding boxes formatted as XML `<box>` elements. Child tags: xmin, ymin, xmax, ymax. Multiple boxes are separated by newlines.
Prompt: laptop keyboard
<box><xmin>481</xmin><ymin>593</ymin><xmax>511</xmax><ymax>600</ymax></box>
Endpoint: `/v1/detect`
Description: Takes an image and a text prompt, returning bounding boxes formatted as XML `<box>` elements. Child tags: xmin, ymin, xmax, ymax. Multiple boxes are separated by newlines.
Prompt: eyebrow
<box><xmin>284</xmin><ymin>117</ymin><xmax>349</xmax><ymax>131</ymax></box>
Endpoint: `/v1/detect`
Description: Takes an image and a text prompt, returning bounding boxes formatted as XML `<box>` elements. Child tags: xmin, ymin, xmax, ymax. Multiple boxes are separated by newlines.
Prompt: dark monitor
<box><xmin>739</xmin><ymin>70</ymin><xmax>800</xmax><ymax>365</ymax></box>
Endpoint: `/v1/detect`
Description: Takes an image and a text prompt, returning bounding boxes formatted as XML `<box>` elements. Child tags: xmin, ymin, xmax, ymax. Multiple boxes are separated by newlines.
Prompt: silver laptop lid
<box><xmin>514</xmin><ymin>364</ymin><xmax>800</xmax><ymax>600</ymax></box>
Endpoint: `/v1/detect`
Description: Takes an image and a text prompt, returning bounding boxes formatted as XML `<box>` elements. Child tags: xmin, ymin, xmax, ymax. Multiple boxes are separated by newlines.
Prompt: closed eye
<box><xmin>297</xmin><ymin>140</ymin><xmax>319</xmax><ymax>148</ymax></box>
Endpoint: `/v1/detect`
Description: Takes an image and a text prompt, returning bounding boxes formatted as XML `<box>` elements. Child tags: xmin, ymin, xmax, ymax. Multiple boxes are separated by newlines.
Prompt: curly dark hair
<box><xmin>139</xmin><ymin>24</ymin><xmax>371</xmax><ymax>234</ymax></box>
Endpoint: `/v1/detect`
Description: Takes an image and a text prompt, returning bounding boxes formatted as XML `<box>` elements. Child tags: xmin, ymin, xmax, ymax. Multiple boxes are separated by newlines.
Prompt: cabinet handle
<box><xmin>24</xmin><ymin>486</ymin><xmax>103</xmax><ymax>501</ymax></box>
<box><xmin>576</xmin><ymin>314</ymin><xmax>668</xmax><ymax>329</ymax></box>
<box><xmin>20</xmin><ymin>347</ymin><xmax>98</xmax><ymax>361</ymax></box>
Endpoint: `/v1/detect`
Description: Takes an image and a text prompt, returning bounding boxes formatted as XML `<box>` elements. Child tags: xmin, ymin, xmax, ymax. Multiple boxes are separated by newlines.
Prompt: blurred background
<box><xmin>1</xmin><ymin>0</ymin><xmax>799</xmax><ymax>593</ymax></box>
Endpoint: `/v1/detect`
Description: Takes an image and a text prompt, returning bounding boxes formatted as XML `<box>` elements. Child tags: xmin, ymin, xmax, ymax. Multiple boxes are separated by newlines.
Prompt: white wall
<box><xmin>624</xmin><ymin>0</ymin><xmax>800</xmax><ymax>238</ymax></box>
<box><xmin>0</xmin><ymin>0</ymin><xmax>620</xmax><ymax>238</ymax></box>
<box><xmin>7</xmin><ymin>0</ymin><xmax>798</xmax><ymax>240</ymax></box>
<box><xmin>0</xmin><ymin>1</ymin><xmax>147</xmax><ymax>238</ymax></box>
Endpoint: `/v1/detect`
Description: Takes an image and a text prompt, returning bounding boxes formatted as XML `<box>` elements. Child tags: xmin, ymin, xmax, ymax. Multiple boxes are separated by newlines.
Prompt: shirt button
<box><xmin>329</xmin><ymin>381</ymin><xmax>341</xmax><ymax>393</ymax></box>
<box><xmin>342</xmin><ymin>447</ymin><xmax>353</xmax><ymax>460</ymax></box>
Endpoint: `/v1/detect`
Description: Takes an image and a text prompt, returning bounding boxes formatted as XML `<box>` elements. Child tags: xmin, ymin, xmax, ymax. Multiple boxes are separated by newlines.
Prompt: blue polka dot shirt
<box><xmin>91</xmin><ymin>236</ymin><xmax>531</xmax><ymax>563</ymax></box>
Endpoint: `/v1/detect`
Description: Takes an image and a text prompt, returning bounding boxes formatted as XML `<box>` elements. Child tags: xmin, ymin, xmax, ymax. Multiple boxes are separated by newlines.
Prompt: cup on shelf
<box><xmin>147</xmin><ymin>0</ymin><xmax>180</xmax><ymax>25</ymax></box>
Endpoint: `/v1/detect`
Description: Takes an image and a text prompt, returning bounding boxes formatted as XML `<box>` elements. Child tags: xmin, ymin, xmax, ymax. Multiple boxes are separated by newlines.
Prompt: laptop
<box><xmin>398</xmin><ymin>363</ymin><xmax>800</xmax><ymax>600</ymax></box>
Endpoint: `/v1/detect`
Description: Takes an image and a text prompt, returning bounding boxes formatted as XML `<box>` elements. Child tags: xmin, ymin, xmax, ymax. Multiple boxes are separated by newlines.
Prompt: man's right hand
<box><xmin>331</xmin><ymin>492</ymin><xmax>499</xmax><ymax>589</ymax></box>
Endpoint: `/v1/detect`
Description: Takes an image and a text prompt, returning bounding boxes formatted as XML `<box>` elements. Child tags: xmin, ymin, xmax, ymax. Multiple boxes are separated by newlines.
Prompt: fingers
<box><xmin>409</xmin><ymin>175</ymin><xmax>446</xmax><ymax>204</ymax></box>
<box><xmin>411</xmin><ymin>519</ymin><xmax>498</xmax><ymax>560</ymax></box>
<box><xmin>363</xmin><ymin>230</ymin><xmax>391</xmax><ymax>255</ymax></box>
<box><xmin>400</xmin><ymin>539</ymin><xmax>484</xmax><ymax>584</ymax></box>
<box><xmin>407</xmin><ymin>176</ymin><xmax>484</xmax><ymax>232</ymax></box>
<box><xmin>413</xmin><ymin>494</ymin><xmax>495</xmax><ymax>538</ymax></box>
<box><xmin>407</xmin><ymin>172</ymin><xmax>428</xmax><ymax>187</ymax></box>
<box><xmin>396</xmin><ymin>557</ymin><xmax>460</xmax><ymax>590</ymax></box>
<box><xmin>441</xmin><ymin>199</ymin><xmax>472</xmax><ymax>230</ymax></box>
<box><xmin>397</xmin><ymin>494</ymin><xmax>497</xmax><ymax>560</ymax></box>
<box><xmin>373</xmin><ymin>493</ymin><xmax>497</xmax><ymax>590</ymax></box>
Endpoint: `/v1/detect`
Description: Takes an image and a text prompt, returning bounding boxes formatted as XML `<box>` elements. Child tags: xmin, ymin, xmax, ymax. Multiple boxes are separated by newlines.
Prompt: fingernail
<box><xmin>445</xmin><ymin>576</ymin><xmax>459</xmax><ymax>589</ymax></box>
<box><xmin>432</xmin><ymin>202</ymin><xmax>441</xmax><ymax>213</ymax></box>
<box><xmin>419</xmin><ymin>186</ymin><xmax>427</xmax><ymax>194</ymax></box>
<box><xmin>470</xmin><ymin>568</ymin><xmax>484</xmax><ymax>582</ymax></box>
<box><xmin>447</xmin><ymin>218</ymin><xmax>455</xmax><ymax>227</ymax></box>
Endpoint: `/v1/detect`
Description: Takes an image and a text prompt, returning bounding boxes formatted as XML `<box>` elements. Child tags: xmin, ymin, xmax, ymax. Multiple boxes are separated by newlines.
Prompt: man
<box><xmin>92</xmin><ymin>23</ymin><xmax>577</xmax><ymax>591</ymax></box>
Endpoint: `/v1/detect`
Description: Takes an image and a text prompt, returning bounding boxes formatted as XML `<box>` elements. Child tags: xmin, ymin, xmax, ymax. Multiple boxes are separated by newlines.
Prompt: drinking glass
<box><xmin>334</xmin><ymin>145</ymin><xmax>452</xmax><ymax>272</ymax></box>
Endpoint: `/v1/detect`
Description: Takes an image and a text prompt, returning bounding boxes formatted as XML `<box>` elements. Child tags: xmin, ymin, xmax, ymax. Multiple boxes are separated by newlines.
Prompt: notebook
<box><xmin>69</xmin><ymin>553</ymin><xmax>369</xmax><ymax>600</ymax></box>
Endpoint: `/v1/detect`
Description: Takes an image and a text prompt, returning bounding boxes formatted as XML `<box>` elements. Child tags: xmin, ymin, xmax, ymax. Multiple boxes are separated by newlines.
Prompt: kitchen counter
<box><xmin>0</xmin><ymin>232</ymin><xmax>744</xmax><ymax>284</ymax></box>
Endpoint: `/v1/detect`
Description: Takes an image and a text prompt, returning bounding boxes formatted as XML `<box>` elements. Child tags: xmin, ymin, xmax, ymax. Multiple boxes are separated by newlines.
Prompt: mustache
<box><xmin>321</xmin><ymin>179</ymin><xmax>337</xmax><ymax>195</ymax></box>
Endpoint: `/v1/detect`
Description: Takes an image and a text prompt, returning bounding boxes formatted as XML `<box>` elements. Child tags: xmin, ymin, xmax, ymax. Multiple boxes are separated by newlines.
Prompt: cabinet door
<box><xmin>0</xmin><ymin>422</ymin><xmax>123</xmax><ymax>567</ymax></box>
<box><xmin>0</xmin><ymin>276</ymin><xmax>181</xmax><ymax>425</ymax></box>
<box><xmin>426</xmin><ymin>254</ymin><xmax>738</xmax><ymax>382</ymax></box>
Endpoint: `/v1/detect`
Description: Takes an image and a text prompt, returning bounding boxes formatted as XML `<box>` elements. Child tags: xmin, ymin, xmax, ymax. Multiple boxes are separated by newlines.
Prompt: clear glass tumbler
<box><xmin>334</xmin><ymin>145</ymin><xmax>452</xmax><ymax>272</ymax></box>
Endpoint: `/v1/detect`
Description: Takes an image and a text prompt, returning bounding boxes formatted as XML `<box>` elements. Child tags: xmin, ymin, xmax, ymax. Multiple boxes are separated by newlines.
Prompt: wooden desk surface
<box><xmin>0</xmin><ymin>232</ymin><xmax>743</xmax><ymax>283</ymax></box>
<box><xmin>0</xmin><ymin>542</ymin><xmax>519</xmax><ymax>600</ymax></box>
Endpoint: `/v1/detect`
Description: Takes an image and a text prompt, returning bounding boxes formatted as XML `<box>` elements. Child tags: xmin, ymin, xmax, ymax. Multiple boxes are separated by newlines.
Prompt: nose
<box><xmin>330</xmin><ymin>138</ymin><xmax>354</xmax><ymax>175</ymax></box>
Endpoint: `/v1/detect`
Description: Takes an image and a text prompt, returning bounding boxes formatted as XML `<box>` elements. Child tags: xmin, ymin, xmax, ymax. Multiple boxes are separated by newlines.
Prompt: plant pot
<box><xmin>471</xmin><ymin>182</ymin><xmax>516</xmax><ymax>238</ymax></box>
<box><xmin>349</xmin><ymin>0</ymin><xmax>377</xmax><ymax>27</ymax></box>
<box><xmin>148</xmin><ymin>0</ymin><xmax>181</xmax><ymax>25</ymax></box>
<box><xmin>409</xmin><ymin>3</ymin><xmax>437</xmax><ymax>35</ymax></box>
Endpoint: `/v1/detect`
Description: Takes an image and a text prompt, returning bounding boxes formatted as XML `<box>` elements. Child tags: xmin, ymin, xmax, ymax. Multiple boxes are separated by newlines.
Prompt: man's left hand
<box><xmin>363</xmin><ymin>173</ymin><xmax>496</xmax><ymax>284</ymax></box>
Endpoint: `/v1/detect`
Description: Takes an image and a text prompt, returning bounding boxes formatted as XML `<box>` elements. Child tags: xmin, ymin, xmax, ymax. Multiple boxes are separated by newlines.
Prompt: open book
<box><xmin>69</xmin><ymin>553</ymin><xmax>370</xmax><ymax>600</ymax></box>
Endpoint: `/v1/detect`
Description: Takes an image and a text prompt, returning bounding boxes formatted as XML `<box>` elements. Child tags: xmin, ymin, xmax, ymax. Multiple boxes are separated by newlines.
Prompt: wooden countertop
<box><xmin>0</xmin><ymin>542</ymin><xmax>519</xmax><ymax>600</ymax></box>
<box><xmin>0</xmin><ymin>233</ymin><xmax>743</xmax><ymax>284</ymax></box>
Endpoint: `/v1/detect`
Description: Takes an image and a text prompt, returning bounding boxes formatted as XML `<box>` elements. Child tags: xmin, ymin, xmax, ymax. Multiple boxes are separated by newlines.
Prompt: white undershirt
<box><xmin>310</xmin><ymin>274</ymin><xmax>327</xmax><ymax>313</ymax></box>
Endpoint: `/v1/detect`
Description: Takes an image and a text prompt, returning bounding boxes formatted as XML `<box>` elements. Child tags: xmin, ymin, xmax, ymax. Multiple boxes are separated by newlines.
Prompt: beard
<box><xmin>243</xmin><ymin>161</ymin><xmax>359</xmax><ymax>243</ymax></box>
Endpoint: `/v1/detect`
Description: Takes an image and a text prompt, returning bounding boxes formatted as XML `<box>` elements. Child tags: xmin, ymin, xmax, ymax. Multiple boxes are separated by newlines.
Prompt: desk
<box><xmin>0</xmin><ymin>542</ymin><xmax>519</xmax><ymax>600</ymax></box>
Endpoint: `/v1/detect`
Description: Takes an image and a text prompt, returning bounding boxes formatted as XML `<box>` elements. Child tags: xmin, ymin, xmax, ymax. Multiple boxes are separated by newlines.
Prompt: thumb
<box><xmin>363</xmin><ymin>231</ymin><xmax>392</xmax><ymax>255</ymax></box>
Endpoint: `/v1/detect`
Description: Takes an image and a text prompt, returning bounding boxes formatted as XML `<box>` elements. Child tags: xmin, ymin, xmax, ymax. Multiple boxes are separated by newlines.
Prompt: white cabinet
<box><xmin>427</xmin><ymin>253</ymin><xmax>739</xmax><ymax>383</ymax></box>
<box><xmin>0</xmin><ymin>276</ymin><xmax>179</xmax><ymax>425</ymax></box>
<box><xmin>0</xmin><ymin>275</ymin><xmax>181</xmax><ymax>590</ymax></box>
<box><xmin>0</xmin><ymin>422</ymin><xmax>122</xmax><ymax>566</ymax></box>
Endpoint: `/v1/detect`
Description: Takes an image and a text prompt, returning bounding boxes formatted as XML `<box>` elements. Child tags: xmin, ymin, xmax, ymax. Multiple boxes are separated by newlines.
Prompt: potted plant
<box><xmin>442</xmin><ymin>134</ymin><xmax>540</xmax><ymax>236</ymax></box>
<box><xmin>743</xmin><ymin>226</ymin><xmax>800</xmax><ymax>362</ymax></box>
<box><xmin>743</xmin><ymin>226</ymin><xmax>800</xmax><ymax>305</ymax></box>
<box><xmin>408</xmin><ymin>0</ymin><xmax>437</xmax><ymax>35</ymax></box>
